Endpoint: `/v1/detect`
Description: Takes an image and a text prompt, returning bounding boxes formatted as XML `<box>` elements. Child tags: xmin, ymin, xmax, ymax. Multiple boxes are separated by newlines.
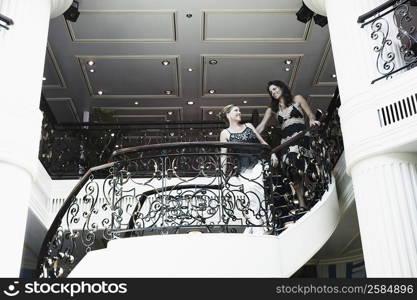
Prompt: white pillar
<box><xmin>0</xmin><ymin>0</ymin><xmax>71</xmax><ymax>277</ymax></box>
<box><xmin>351</xmin><ymin>153</ymin><xmax>417</xmax><ymax>277</ymax></box>
<box><xmin>313</xmin><ymin>0</ymin><xmax>417</xmax><ymax>277</ymax></box>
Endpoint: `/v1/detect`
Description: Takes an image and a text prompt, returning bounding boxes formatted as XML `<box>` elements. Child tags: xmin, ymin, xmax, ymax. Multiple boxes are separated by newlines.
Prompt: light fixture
<box><xmin>89</xmin><ymin>69</ymin><xmax>95</xmax><ymax>73</ymax></box>
<box><xmin>314</xmin><ymin>14</ymin><xmax>328</xmax><ymax>27</ymax></box>
<box><xmin>208</xmin><ymin>111</ymin><xmax>214</xmax><ymax>115</ymax></box>
<box><xmin>187</xmin><ymin>68</ymin><xmax>193</xmax><ymax>72</ymax></box>
<box><xmin>209</xmin><ymin>59</ymin><xmax>218</xmax><ymax>65</ymax></box>
<box><xmin>285</xmin><ymin>67</ymin><xmax>291</xmax><ymax>72</ymax></box>
<box><xmin>42</xmin><ymin>77</ymin><xmax>46</xmax><ymax>81</ymax></box>
<box><xmin>208</xmin><ymin>89</ymin><xmax>216</xmax><ymax>94</ymax></box>
<box><xmin>332</xmin><ymin>74</ymin><xmax>337</xmax><ymax>78</ymax></box>
<box><xmin>170</xmin><ymin>132</ymin><xmax>175</xmax><ymax>136</ymax></box>
<box><xmin>162</xmin><ymin>60</ymin><xmax>170</xmax><ymax>66</ymax></box>
<box><xmin>167</xmin><ymin>111</ymin><xmax>173</xmax><ymax>115</ymax></box>
<box><xmin>164</xmin><ymin>90</ymin><xmax>172</xmax><ymax>95</ymax></box>
<box><xmin>64</xmin><ymin>1</ymin><xmax>80</xmax><ymax>22</ymax></box>
<box><xmin>97</xmin><ymin>90</ymin><xmax>103</xmax><ymax>95</ymax></box>
<box><xmin>296</xmin><ymin>2</ymin><xmax>314</xmax><ymax>23</ymax></box>
<box><xmin>285</xmin><ymin>60</ymin><xmax>292</xmax><ymax>65</ymax></box>
<box><xmin>187</xmin><ymin>101</ymin><xmax>194</xmax><ymax>105</ymax></box>
<box><xmin>208</xmin><ymin>132</ymin><xmax>213</xmax><ymax>136</ymax></box>
<box><xmin>110</xmin><ymin>133</ymin><xmax>115</xmax><ymax>137</ymax></box>
<box><xmin>134</xmin><ymin>101</ymin><xmax>139</xmax><ymax>105</ymax></box>
<box><xmin>243</xmin><ymin>100</ymin><xmax>248</xmax><ymax>104</ymax></box>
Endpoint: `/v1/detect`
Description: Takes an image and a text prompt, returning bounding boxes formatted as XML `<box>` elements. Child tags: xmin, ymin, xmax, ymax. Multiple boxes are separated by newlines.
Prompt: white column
<box><xmin>316</xmin><ymin>0</ymin><xmax>417</xmax><ymax>277</ymax></box>
<box><xmin>0</xmin><ymin>0</ymin><xmax>71</xmax><ymax>277</ymax></box>
<box><xmin>351</xmin><ymin>154</ymin><xmax>417</xmax><ymax>277</ymax></box>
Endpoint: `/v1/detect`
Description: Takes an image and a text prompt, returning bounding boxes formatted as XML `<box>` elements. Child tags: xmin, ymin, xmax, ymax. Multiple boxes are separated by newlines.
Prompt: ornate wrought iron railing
<box><xmin>36</xmin><ymin>90</ymin><xmax>342</xmax><ymax>278</ymax></box>
<box><xmin>358</xmin><ymin>0</ymin><xmax>417</xmax><ymax>83</ymax></box>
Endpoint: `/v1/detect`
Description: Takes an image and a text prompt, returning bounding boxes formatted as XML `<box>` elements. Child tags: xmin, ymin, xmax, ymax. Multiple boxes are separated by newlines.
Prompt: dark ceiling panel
<box><xmin>67</xmin><ymin>10</ymin><xmax>176</xmax><ymax>42</ymax></box>
<box><xmin>203</xmin><ymin>9</ymin><xmax>311</xmax><ymax>42</ymax></box>
<box><xmin>202</xmin><ymin>55</ymin><xmax>301</xmax><ymax>97</ymax></box>
<box><xmin>78</xmin><ymin>56</ymin><xmax>180</xmax><ymax>98</ymax></box>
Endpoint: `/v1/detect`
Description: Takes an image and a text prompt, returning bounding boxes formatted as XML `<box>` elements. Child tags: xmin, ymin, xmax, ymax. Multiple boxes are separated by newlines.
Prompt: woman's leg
<box><xmin>293</xmin><ymin>180</ymin><xmax>306</xmax><ymax>209</ymax></box>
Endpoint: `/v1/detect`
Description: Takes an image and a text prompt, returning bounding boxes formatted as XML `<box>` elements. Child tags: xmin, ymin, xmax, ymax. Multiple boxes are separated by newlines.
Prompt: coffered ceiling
<box><xmin>42</xmin><ymin>0</ymin><xmax>337</xmax><ymax>123</ymax></box>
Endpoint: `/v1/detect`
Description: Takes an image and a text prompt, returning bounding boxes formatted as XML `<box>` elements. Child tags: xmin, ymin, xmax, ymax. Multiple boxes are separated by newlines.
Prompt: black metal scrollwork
<box><xmin>35</xmin><ymin>90</ymin><xmax>343</xmax><ymax>278</ymax></box>
<box><xmin>359</xmin><ymin>0</ymin><xmax>417</xmax><ymax>83</ymax></box>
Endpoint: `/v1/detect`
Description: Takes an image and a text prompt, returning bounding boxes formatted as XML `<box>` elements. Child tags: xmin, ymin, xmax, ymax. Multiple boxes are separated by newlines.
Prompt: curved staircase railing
<box><xmin>35</xmin><ymin>91</ymin><xmax>342</xmax><ymax>278</ymax></box>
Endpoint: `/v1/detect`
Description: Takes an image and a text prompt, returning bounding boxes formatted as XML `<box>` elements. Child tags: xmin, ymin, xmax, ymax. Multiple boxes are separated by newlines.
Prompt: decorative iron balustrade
<box><xmin>35</xmin><ymin>90</ymin><xmax>343</xmax><ymax>278</ymax></box>
<box><xmin>38</xmin><ymin>104</ymin><xmax>272</xmax><ymax>179</ymax></box>
<box><xmin>358</xmin><ymin>0</ymin><xmax>417</xmax><ymax>83</ymax></box>
<box><xmin>38</xmin><ymin>121</ymin><xmax>229</xmax><ymax>179</ymax></box>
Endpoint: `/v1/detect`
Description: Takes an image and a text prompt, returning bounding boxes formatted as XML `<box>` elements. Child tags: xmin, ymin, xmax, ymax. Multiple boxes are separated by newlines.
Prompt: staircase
<box><xmin>35</xmin><ymin>91</ymin><xmax>343</xmax><ymax>278</ymax></box>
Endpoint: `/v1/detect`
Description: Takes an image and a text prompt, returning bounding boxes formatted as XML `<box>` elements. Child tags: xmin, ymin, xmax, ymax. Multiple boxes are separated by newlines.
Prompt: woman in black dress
<box><xmin>257</xmin><ymin>80</ymin><xmax>320</xmax><ymax>210</ymax></box>
<box><xmin>218</xmin><ymin>104</ymin><xmax>275</xmax><ymax>234</ymax></box>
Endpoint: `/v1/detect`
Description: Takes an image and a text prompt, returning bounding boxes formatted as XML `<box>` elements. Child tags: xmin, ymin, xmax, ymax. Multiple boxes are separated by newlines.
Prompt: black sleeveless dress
<box><xmin>227</xmin><ymin>125</ymin><xmax>260</xmax><ymax>172</ymax></box>
<box><xmin>277</xmin><ymin>103</ymin><xmax>311</xmax><ymax>177</ymax></box>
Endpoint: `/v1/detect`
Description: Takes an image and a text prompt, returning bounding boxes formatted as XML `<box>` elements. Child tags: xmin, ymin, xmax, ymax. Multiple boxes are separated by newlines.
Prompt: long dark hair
<box><xmin>267</xmin><ymin>80</ymin><xmax>293</xmax><ymax>113</ymax></box>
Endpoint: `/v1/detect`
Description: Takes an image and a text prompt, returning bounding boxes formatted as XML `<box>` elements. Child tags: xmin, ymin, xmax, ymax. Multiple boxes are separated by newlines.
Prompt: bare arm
<box><xmin>246</xmin><ymin>123</ymin><xmax>268</xmax><ymax>145</ymax></box>
<box><xmin>256</xmin><ymin>107</ymin><xmax>273</xmax><ymax>134</ymax></box>
<box><xmin>294</xmin><ymin>95</ymin><xmax>320</xmax><ymax>127</ymax></box>
<box><xmin>219</xmin><ymin>129</ymin><xmax>229</xmax><ymax>173</ymax></box>
<box><xmin>247</xmin><ymin>123</ymin><xmax>278</xmax><ymax>167</ymax></box>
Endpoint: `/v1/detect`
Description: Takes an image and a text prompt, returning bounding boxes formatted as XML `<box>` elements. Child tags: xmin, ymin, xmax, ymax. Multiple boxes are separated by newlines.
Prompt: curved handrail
<box><xmin>357</xmin><ymin>0</ymin><xmax>400</xmax><ymax>25</ymax></box>
<box><xmin>35</xmin><ymin>142</ymin><xmax>270</xmax><ymax>277</ymax></box>
<box><xmin>111</xmin><ymin>141</ymin><xmax>270</xmax><ymax>160</ymax></box>
<box><xmin>35</xmin><ymin>162</ymin><xmax>114</xmax><ymax>276</ymax></box>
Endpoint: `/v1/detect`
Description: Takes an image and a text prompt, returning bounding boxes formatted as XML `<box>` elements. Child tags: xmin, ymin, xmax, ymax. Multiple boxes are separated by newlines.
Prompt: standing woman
<box><xmin>219</xmin><ymin>105</ymin><xmax>277</xmax><ymax>234</ymax></box>
<box><xmin>256</xmin><ymin>80</ymin><xmax>320</xmax><ymax>210</ymax></box>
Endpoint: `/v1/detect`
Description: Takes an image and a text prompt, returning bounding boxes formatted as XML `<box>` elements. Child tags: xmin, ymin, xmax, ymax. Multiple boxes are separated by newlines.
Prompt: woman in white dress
<box><xmin>219</xmin><ymin>104</ymin><xmax>277</xmax><ymax>234</ymax></box>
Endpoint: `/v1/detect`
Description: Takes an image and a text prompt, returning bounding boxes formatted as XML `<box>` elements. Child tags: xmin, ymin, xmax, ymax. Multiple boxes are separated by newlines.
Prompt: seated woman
<box><xmin>257</xmin><ymin>80</ymin><xmax>320</xmax><ymax>210</ymax></box>
<box><xmin>218</xmin><ymin>104</ymin><xmax>277</xmax><ymax>234</ymax></box>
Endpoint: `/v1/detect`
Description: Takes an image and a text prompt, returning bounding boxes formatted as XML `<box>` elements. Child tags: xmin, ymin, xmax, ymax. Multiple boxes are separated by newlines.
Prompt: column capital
<box><xmin>50</xmin><ymin>0</ymin><xmax>73</xmax><ymax>18</ymax></box>
<box><xmin>303</xmin><ymin>0</ymin><xmax>327</xmax><ymax>16</ymax></box>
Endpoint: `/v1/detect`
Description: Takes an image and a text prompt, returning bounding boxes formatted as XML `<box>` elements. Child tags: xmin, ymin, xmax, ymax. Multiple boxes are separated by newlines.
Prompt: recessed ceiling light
<box><xmin>164</xmin><ymin>90</ymin><xmax>172</xmax><ymax>95</ymax></box>
<box><xmin>332</xmin><ymin>74</ymin><xmax>337</xmax><ymax>78</ymax></box>
<box><xmin>208</xmin><ymin>111</ymin><xmax>214</xmax><ymax>115</ymax></box>
<box><xmin>89</xmin><ymin>69</ymin><xmax>95</xmax><ymax>73</ymax></box>
<box><xmin>188</xmin><ymin>68</ymin><xmax>193</xmax><ymax>72</ymax></box>
<box><xmin>209</xmin><ymin>59</ymin><xmax>218</xmax><ymax>65</ymax></box>
<box><xmin>285</xmin><ymin>59</ymin><xmax>293</xmax><ymax>65</ymax></box>
<box><xmin>243</xmin><ymin>100</ymin><xmax>248</xmax><ymax>104</ymax></box>
<box><xmin>187</xmin><ymin>101</ymin><xmax>194</xmax><ymax>105</ymax></box>
<box><xmin>167</xmin><ymin>111</ymin><xmax>173</xmax><ymax>115</ymax></box>
<box><xmin>87</xmin><ymin>60</ymin><xmax>95</xmax><ymax>66</ymax></box>
<box><xmin>97</xmin><ymin>90</ymin><xmax>103</xmax><ymax>95</ymax></box>
<box><xmin>110</xmin><ymin>133</ymin><xmax>115</xmax><ymax>137</ymax></box>
<box><xmin>162</xmin><ymin>60</ymin><xmax>170</xmax><ymax>66</ymax></box>
<box><xmin>285</xmin><ymin>67</ymin><xmax>291</xmax><ymax>72</ymax></box>
<box><xmin>208</xmin><ymin>89</ymin><xmax>216</xmax><ymax>94</ymax></box>
<box><xmin>134</xmin><ymin>101</ymin><xmax>139</xmax><ymax>105</ymax></box>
